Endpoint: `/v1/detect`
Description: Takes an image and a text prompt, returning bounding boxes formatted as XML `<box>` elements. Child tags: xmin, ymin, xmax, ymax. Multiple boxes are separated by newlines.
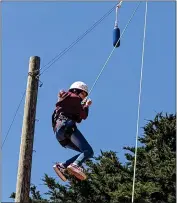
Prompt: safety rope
<box><xmin>131</xmin><ymin>2</ymin><xmax>148</xmax><ymax>203</ymax></box>
<box><xmin>87</xmin><ymin>2</ymin><xmax>141</xmax><ymax>97</ymax></box>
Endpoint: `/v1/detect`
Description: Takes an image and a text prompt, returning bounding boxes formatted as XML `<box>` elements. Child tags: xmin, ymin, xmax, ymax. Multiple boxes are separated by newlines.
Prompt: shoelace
<box><xmin>73</xmin><ymin>164</ymin><xmax>84</xmax><ymax>172</ymax></box>
<box><xmin>56</xmin><ymin>163</ymin><xmax>66</xmax><ymax>171</ymax></box>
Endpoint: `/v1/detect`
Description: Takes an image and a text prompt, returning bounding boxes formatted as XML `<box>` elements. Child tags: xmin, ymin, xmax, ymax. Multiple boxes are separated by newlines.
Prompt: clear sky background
<box><xmin>2</xmin><ymin>1</ymin><xmax>175</xmax><ymax>202</ymax></box>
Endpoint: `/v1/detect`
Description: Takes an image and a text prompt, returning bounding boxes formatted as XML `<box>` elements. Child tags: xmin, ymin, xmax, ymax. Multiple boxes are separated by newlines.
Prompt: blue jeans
<box><xmin>55</xmin><ymin>119</ymin><xmax>94</xmax><ymax>167</ymax></box>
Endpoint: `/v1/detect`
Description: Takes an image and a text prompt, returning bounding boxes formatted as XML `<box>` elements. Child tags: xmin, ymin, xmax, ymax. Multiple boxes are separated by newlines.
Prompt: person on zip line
<box><xmin>52</xmin><ymin>81</ymin><xmax>93</xmax><ymax>181</ymax></box>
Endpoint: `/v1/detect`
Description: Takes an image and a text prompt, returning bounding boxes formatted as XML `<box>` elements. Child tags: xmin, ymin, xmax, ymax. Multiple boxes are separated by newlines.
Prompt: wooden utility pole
<box><xmin>15</xmin><ymin>56</ymin><xmax>40</xmax><ymax>203</ymax></box>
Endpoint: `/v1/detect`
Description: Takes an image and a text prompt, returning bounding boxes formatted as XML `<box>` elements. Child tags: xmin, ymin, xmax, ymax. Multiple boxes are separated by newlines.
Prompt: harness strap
<box><xmin>115</xmin><ymin>1</ymin><xmax>122</xmax><ymax>27</ymax></box>
<box><xmin>52</xmin><ymin>112</ymin><xmax>68</xmax><ymax>132</ymax></box>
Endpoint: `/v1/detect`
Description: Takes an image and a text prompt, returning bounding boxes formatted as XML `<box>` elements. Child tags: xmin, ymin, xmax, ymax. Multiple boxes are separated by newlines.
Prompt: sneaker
<box><xmin>53</xmin><ymin>163</ymin><xmax>67</xmax><ymax>182</ymax></box>
<box><xmin>67</xmin><ymin>163</ymin><xmax>87</xmax><ymax>180</ymax></box>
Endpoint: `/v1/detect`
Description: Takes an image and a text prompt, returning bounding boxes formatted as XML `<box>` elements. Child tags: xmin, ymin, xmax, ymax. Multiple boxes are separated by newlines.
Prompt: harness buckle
<box><xmin>58</xmin><ymin>113</ymin><xmax>68</xmax><ymax>121</ymax></box>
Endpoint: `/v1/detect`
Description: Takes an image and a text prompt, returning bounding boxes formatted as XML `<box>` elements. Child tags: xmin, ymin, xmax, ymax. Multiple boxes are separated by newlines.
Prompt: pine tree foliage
<box><xmin>10</xmin><ymin>113</ymin><xmax>176</xmax><ymax>203</ymax></box>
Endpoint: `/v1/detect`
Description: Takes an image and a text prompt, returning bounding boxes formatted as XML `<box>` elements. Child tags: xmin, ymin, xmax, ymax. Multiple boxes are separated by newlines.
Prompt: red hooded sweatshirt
<box><xmin>52</xmin><ymin>91</ymin><xmax>89</xmax><ymax>126</ymax></box>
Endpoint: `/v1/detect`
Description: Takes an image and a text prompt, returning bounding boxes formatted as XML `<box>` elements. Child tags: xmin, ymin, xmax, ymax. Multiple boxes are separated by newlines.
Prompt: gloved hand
<box><xmin>85</xmin><ymin>98</ymin><xmax>92</xmax><ymax>107</ymax></box>
<box><xmin>58</xmin><ymin>90</ymin><xmax>65</xmax><ymax>97</ymax></box>
<box><xmin>82</xmin><ymin>98</ymin><xmax>92</xmax><ymax>107</ymax></box>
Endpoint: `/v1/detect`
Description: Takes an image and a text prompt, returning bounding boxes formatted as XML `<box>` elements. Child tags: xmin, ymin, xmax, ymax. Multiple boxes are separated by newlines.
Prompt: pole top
<box><xmin>30</xmin><ymin>56</ymin><xmax>40</xmax><ymax>61</ymax></box>
<box><xmin>29</xmin><ymin>56</ymin><xmax>40</xmax><ymax>72</ymax></box>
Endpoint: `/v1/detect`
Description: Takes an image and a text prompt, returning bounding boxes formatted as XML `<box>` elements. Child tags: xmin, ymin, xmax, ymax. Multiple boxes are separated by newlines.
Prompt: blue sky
<box><xmin>2</xmin><ymin>1</ymin><xmax>175</xmax><ymax>201</ymax></box>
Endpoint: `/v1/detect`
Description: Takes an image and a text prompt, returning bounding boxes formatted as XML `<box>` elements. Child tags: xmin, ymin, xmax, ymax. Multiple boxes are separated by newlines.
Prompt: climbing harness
<box><xmin>52</xmin><ymin>111</ymin><xmax>71</xmax><ymax>132</ymax></box>
<box><xmin>52</xmin><ymin>112</ymin><xmax>77</xmax><ymax>148</ymax></box>
<box><xmin>131</xmin><ymin>2</ymin><xmax>148</xmax><ymax>203</ymax></box>
<box><xmin>113</xmin><ymin>1</ymin><xmax>123</xmax><ymax>47</ymax></box>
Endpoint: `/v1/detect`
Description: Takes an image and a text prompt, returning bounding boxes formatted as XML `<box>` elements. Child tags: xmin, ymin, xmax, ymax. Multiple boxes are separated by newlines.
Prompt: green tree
<box><xmin>124</xmin><ymin>113</ymin><xmax>176</xmax><ymax>203</ymax></box>
<box><xmin>11</xmin><ymin>113</ymin><xmax>176</xmax><ymax>203</ymax></box>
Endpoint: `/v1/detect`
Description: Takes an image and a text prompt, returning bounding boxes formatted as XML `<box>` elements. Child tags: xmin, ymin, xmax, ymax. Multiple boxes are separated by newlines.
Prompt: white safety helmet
<box><xmin>69</xmin><ymin>81</ymin><xmax>88</xmax><ymax>95</ymax></box>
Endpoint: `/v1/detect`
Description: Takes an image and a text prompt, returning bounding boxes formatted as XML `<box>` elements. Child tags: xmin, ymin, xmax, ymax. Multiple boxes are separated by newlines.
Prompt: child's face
<box><xmin>79</xmin><ymin>91</ymin><xmax>87</xmax><ymax>100</ymax></box>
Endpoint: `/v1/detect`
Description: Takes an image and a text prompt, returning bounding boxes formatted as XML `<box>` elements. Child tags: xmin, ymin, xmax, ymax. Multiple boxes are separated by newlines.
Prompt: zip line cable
<box><xmin>39</xmin><ymin>3</ymin><xmax>118</xmax><ymax>76</ymax></box>
<box><xmin>131</xmin><ymin>2</ymin><xmax>148</xmax><ymax>203</ymax></box>
<box><xmin>1</xmin><ymin>3</ymin><xmax>117</xmax><ymax>149</ymax></box>
<box><xmin>1</xmin><ymin>91</ymin><xmax>26</xmax><ymax>149</ymax></box>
